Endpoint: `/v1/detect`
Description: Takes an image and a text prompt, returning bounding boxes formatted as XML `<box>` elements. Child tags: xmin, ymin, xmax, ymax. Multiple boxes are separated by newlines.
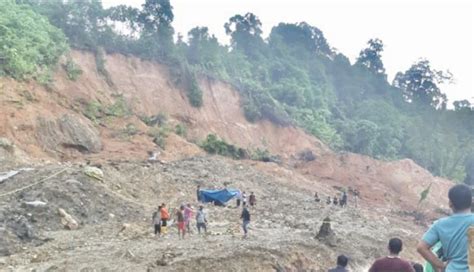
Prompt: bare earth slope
<box><xmin>0</xmin><ymin>50</ymin><xmax>454</xmax><ymax>271</ymax></box>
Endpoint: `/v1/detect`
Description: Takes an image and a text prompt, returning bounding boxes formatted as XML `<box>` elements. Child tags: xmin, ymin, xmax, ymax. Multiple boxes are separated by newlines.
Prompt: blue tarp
<box><xmin>199</xmin><ymin>189</ymin><xmax>239</xmax><ymax>205</ymax></box>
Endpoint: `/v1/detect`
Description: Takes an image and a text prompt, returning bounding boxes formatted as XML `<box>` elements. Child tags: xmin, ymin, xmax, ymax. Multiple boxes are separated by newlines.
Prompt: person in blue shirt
<box><xmin>417</xmin><ymin>184</ymin><xmax>474</xmax><ymax>272</ymax></box>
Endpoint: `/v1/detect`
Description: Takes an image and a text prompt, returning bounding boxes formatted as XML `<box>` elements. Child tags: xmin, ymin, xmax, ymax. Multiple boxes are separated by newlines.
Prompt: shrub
<box><xmin>175</xmin><ymin>123</ymin><xmax>187</xmax><ymax>137</ymax></box>
<box><xmin>63</xmin><ymin>58</ymin><xmax>82</xmax><ymax>81</ymax></box>
<box><xmin>200</xmin><ymin>134</ymin><xmax>247</xmax><ymax>159</ymax></box>
<box><xmin>140</xmin><ymin>113</ymin><xmax>167</xmax><ymax>127</ymax></box>
<box><xmin>105</xmin><ymin>96</ymin><xmax>130</xmax><ymax>117</ymax></box>
<box><xmin>84</xmin><ymin>101</ymin><xmax>103</xmax><ymax>122</ymax></box>
<box><xmin>0</xmin><ymin>1</ymin><xmax>68</xmax><ymax>80</ymax></box>
<box><xmin>147</xmin><ymin>127</ymin><xmax>169</xmax><ymax>149</ymax></box>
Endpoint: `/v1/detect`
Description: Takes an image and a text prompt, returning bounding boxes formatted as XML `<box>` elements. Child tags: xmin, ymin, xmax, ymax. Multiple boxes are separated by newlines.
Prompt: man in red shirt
<box><xmin>369</xmin><ymin>238</ymin><xmax>415</xmax><ymax>272</ymax></box>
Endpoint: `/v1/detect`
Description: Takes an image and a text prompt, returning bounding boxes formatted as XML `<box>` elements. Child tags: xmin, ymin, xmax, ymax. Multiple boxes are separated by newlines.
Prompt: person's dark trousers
<box><xmin>154</xmin><ymin>224</ymin><xmax>161</xmax><ymax>235</ymax></box>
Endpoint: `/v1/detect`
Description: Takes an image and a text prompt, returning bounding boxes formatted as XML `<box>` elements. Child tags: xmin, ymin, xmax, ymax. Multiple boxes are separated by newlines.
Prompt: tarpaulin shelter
<box><xmin>199</xmin><ymin>188</ymin><xmax>239</xmax><ymax>205</ymax></box>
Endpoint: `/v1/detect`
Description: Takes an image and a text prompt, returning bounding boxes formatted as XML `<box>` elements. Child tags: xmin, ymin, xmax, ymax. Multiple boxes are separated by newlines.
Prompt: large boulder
<box><xmin>36</xmin><ymin>114</ymin><xmax>102</xmax><ymax>154</ymax></box>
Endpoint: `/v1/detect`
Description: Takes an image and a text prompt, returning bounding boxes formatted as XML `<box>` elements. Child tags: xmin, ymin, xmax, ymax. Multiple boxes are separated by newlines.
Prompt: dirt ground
<box><xmin>0</xmin><ymin>156</ymin><xmax>444</xmax><ymax>271</ymax></box>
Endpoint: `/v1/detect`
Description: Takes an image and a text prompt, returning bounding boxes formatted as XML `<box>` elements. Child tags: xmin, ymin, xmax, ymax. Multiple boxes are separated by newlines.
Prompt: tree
<box><xmin>224</xmin><ymin>13</ymin><xmax>264</xmax><ymax>57</ymax></box>
<box><xmin>0</xmin><ymin>1</ymin><xmax>68</xmax><ymax>79</ymax></box>
<box><xmin>453</xmin><ymin>100</ymin><xmax>472</xmax><ymax>111</ymax></box>
<box><xmin>393</xmin><ymin>59</ymin><xmax>452</xmax><ymax>109</ymax></box>
<box><xmin>355</xmin><ymin>38</ymin><xmax>386</xmax><ymax>76</ymax></box>
<box><xmin>269</xmin><ymin>22</ymin><xmax>332</xmax><ymax>57</ymax></box>
<box><xmin>186</xmin><ymin>26</ymin><xmax>221</xmax><ymax>69</ymax></box>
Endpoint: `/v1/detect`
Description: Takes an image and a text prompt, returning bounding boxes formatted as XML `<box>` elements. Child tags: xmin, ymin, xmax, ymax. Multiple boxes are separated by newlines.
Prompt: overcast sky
<box><xmin>103</xmin><ymin>0</ymin><xmax>473</xmax><ymax>104</ymax></box>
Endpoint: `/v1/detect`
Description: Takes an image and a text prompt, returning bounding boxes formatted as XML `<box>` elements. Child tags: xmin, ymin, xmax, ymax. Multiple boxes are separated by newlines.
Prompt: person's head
<box><xmin>388</xmin><ymin>238</ymin><xmax>403</xmax><ymax>255</ymax></box>
<box><xmin>161</xmin><ymin>203</ymin><xmax>166</xmax><ymax>207</ymax></box>
<box><xmin>187</xmin><ymin>204</ymin><xmax>191</xmax><ymax>208</ymax></box>
<box><xmin>180</xmin><ymin>205</ymin><xmax>185</xmax><ymax>210</ymax></box>
<box><xmin>448</xmin><ymin>184</ymin><xmax>472</xmax><ymax>212</ymax></box>
<box><xmin>336</xmin><ymin>255</ymin><xmax>348</xmax><ymax>267</ymax></box>
<box><xmin>412</xmin><ymin>263</ymin><xmax>423</xmax><ymax>272</ymax></box>
<box><xmin>199</xmin><ymin>205</ymin><xmax>203</xmax><ymax>210</ymax></box>
<box><xmin>197</xmin><ymin>185</ymin><xmax>200</xmax><ymax>188</ymax></box>
<box><xmin>158</xmin><ymin>205</ymin><xmax>162</xmax><ymax>210</ymax></box>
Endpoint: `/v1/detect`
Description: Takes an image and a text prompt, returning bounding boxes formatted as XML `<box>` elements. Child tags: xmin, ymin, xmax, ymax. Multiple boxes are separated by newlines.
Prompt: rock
<box><xmin>109</xmin><ymin>213</ymin><xmax>115</xmax><ymax>219</ymax></box>
<box><xmin>316</xmin><ymin>217</ymin><xmax>334</xmax><ymax>239</ymax></box>
<box><xmin>0</xmin><ymin>138</ymin><xmax>14</xmax><ymax>152</ymax></box>
<box><xmin>36</xmin><ymin>114</ymin><xmax>102</xmax><ymax>154</ymax></box>
<box><xmin>83</xmin><ymin>166</ymin><xmax>104</xmax><ymax>181</ymax></box>
<box><xmin>58</xmin><ymin>208</ymin><xmax>79</xmax><ymax>230</ymax></box>
<box><xmin>24</xmin><ymin>200</ymin><xmax>47</xmax><ymax>207</ymax></box>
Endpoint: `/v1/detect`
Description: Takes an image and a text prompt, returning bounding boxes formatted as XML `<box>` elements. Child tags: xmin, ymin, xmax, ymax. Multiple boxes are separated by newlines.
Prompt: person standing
<box><xmin>328</xmin><ymin>255</ymin><xmax>349</xmax><ymax>272</ymax></box>
<box><xmin>369</xmin><ymin>238</ymin><xmax>415</xmax><ymax>272</ymax></box>
<box><xmin>241</xmin><ymin>205</ymin><xmax>251</xmax><ymax>238</ymax></box>
<box><xmin>176</xmin><ymin>205</ymin><xmax>186</xmax><ymax>239</ymax></box>
<box><xmin>242</xmin><ymin>191</ymin><xmax>247</xmax><ymax>207</ymax></box>
<box><xmin>152</xmin><ymin>205</ymin><xmax>162</xmax><ymax>236</ymax></box>
<box><xmin>314</xmin><ymin>192</ymin><xmax>321</xmax><ymax>203</ymax></box>
<box><xmin>196</xmin><ymin>185</ymin><xmax>201</xmax><ymax>202</ymax></box>
<box><xmin>249</xmin><ymin>192</ymin><xmax>256</xmax><ymax>207</ymax></box>
<box><xmin>160</xmin><ymin>203</ymin><xmax>170</xmax><ymax>234</ymax></box>
<box><xmin>196</xmin><ymin>205</ymin><xmax>208</xmax><ymax>234</ymax></box>
<box><xmin>184</xmin><ymin>204</ymin><xmax>194</xmax><ymax>234</ymax></box>
<box><xmin>236</xmin><ymin>190</ymin><xmax>242</xmax><ymax>208</ymax></box>
<box><xmin>340</xmin><ymin>192</ymin><xmax>347</xmax><ymax>207</ymax></box>
<box><xmin>417</xmin><ymin>184</ymin><xmax>474</xmax><ymax>272</ymax></box>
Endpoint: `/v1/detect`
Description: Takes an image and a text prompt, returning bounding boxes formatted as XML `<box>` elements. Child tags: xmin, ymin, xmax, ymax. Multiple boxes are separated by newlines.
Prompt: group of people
<box><xmin>315</xmin><ymin>191</ymin><xmax>348</xmax><ymax>207</ymax></box>
<box><xmin>152</xmin><ymin>186</ymin><xmax>257</xmax><ymax>239</ymax></box>
<box><xmin>152</xmin><ymin>203</ymin><xmax>208</xmax><ymax>239</ymax></box>
<box><xmin>327</xmin><ymin>183</ymin><xmax>474</xmax><ymax>272</ymax></box>
<box><xmin>236</xmin><ymin>191</ymin><xmax>257</xmax><ymax>207</ymax></box>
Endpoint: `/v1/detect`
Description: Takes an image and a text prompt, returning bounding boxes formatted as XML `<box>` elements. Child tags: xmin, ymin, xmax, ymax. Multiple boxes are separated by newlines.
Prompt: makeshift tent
<box><xmin>199</xmin><ymin>189</ymin><xmax>239</xmax><ymax>205</ymax></box>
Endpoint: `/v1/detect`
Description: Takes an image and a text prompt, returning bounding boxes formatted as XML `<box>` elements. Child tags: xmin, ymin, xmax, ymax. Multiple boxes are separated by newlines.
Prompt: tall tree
<box><xmin>355</xmin><ymin>38</ymin><xmax>386</xmax><ymax>76</ymax></box>
<box><xmin>224</xmin><ymin>13</ymin><xmax>264</xmax><ymax>58</ymax></box>
<box><xmin>393</xmin><ymin>59</ymin><xmax>452</xmax><ymax>110</ymax></box>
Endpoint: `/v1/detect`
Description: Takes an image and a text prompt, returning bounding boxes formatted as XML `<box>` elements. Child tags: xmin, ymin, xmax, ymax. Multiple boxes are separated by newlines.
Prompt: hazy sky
<box><xmin>103</xmin><ymin>0</ymin><xmax>473</xmax><ymax>104</ymax></box>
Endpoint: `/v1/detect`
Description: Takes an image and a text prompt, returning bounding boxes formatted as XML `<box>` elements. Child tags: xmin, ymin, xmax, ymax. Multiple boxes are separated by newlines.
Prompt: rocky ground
<box><xmin>0</xmin><ymin>156</ymin><xmax>434</xmax><ymax>271</ymax></box>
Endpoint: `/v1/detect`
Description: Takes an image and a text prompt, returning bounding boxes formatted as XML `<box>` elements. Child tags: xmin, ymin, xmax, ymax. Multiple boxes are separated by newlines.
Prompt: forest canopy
<box><xmin>3</xmin><ymin>0</ymin><xmax>474</xmax><ymax>183</ymax></box>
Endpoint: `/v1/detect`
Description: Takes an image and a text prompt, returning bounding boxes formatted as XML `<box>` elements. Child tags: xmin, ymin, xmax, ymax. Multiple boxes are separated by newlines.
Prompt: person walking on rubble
<box><xmin>184</xmin><ymin>204</ymin><xmax>194</xmax><ymax>234</ymax></box>
<box><xmin>152</xmin><ymin>205</ymin><xmax>162</xmax><ymax>236</ymax></box>
<box><xmin>241</xmin><ymin>205</ymin><xmax>251</xmax><ymax>239</ymax></box>
<box><xmin>160</xmin><ymin>203</ymin><xmax>170</xmax><ymax>234</ymax></box>
<box><xmin>176</xmin><ymin>205</ymin><xmax>186</xmax><ymax>239</ymax></box>
<box><xmin>249</xmin><ymin>192</ymin><xmax>256</xmax><ymax>207</ymax></box>
<box><xmin>196</xmin><ymin>205</ymin><xmax>208</xmax><ymax>234</ymax></box>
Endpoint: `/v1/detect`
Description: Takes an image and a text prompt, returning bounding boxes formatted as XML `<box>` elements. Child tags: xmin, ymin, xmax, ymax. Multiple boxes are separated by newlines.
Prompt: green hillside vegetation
<box><xmin>4</xmin><ymin>0</ymin><xmax>474</xmax><ymax>183</ymax></box>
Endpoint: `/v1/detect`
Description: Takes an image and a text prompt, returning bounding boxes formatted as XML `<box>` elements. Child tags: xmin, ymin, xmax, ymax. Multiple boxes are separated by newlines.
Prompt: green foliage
<box><xmin>105</xmin><ymin>96</ymin><xmax>130</xmax><ymax>117</ymax></box>
<box><xmin>140</xmin><ymin>113</ymin><xmax>167</xmax><ymax>126</ymax></box>
<box><xmin>200</xmin><ymin>134</ymin><xmax>247</xmax><ymax>159</ymax></box>
<box><xmin>63</xmin><ymin>58</ymin><xmax>82</xmax><ymax>81</ymax></box>
<box><xmin>14</xmin><ymin>2</ymin><xmax>474</xmax><ymax>182</ymax></box>
<box><xmin>187</xmin><ymin>73</ymin><xmax>203</xmax><ymax>107</ymax></box>
<box><xmin>84</xmin><ymin>100</ymin><xmax>103</xmax><ymax>122</ymax></box>
<box><xmin>175</xmin><ymin>123</ymin><xmax>187</xmax><ymax>137</ymax></box>
<box><xmin>251</xmin><ymin>148</ymin><xmax>271</xmax><ymax>162</ymax></box>
<box><xmin>0</xmin><ymin>1</ymin><xmax>68</xmax><ymax>80</ymax></box>
<box><xmin>147</xmin><ymin>126</ymin><xmax>169</xmax><ymax>149</ymax></box>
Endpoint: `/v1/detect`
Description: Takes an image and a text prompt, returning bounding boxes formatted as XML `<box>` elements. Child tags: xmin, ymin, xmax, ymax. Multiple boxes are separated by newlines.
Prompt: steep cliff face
<box><xmin>0</xmin><ymin>50</ymin><xmax>451</xmax><ymax>211</ymax></box>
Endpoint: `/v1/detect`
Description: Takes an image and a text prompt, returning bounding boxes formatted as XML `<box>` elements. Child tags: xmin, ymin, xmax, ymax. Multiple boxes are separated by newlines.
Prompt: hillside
<box><xmin>0</xmin><ymin>50</ymin><xmax>454</xmax><ymax>271</ymax></box>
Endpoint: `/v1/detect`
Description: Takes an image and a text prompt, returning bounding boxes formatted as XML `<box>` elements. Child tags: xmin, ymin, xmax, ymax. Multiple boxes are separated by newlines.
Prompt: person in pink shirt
<box><xmin>184</xmin><ymin>204</ymin><xmax>194</xmax><ymax>234</ymax></box>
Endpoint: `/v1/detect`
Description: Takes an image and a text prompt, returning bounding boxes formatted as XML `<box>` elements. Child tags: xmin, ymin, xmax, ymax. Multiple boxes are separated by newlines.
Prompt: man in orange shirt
<box><xmin>160</xmin><ymin>203</ymin><xmax>170</xmax><ymax>234</ymax></box>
